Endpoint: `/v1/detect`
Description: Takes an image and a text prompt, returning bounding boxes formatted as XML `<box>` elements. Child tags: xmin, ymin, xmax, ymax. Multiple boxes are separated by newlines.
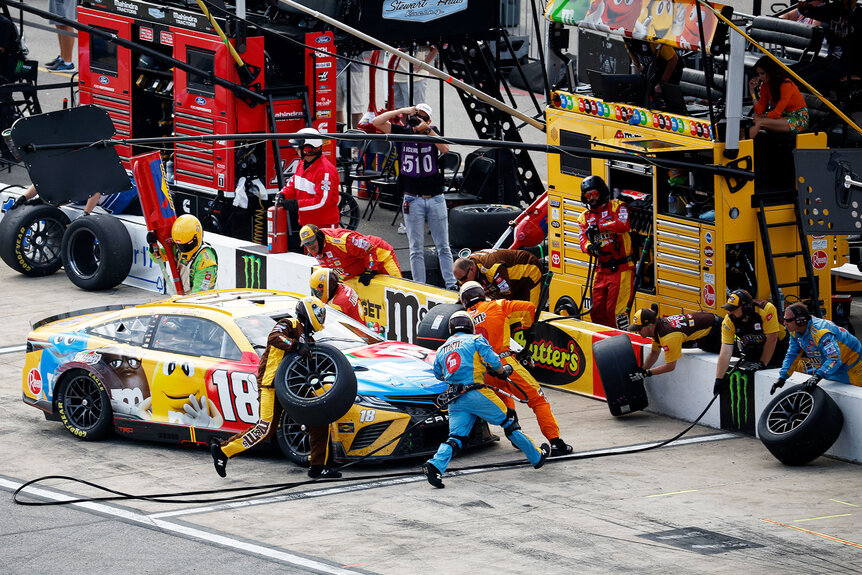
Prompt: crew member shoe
<box><xmin>210</xmin><ymin>439</ymin><xmax>228</xmax><ymax>478</ymax></box>
<box><xmin>423</xmin><ymin>462</ymin><xmax>445</xmax><ymax>488</ymax></box>
<box><xmin>44</xmin><ymin>55</ymin><xmax>62</xmax><ymax>68</ymax></box>
<box><xmin>533</xmin><ymin>443</ymin><xmax>550</xmax><ymax>469</ymax></box>
<box><xmin>550</xmin><ymin>437</ymin><xmax>573</xmax><ymax>457</ymax></box>
<box><xmin>308</xmin><ymin>465</ymin><xmax>342</xmax><ymax>479</ymax></box>
<box><xmin>46</xmin><ymin>59</ymin><xmax>74</xmax><ymax>71</ymax></box>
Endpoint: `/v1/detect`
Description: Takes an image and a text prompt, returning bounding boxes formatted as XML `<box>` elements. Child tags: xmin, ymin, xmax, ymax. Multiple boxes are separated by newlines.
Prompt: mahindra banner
<box><xmin>545</xmin><ymin>0</ymin><xmax>732</xmax><ymax>52</ymax></box>
<box><xmin>348</xmin><ymin>274</ymin><xmax>643</xmax><ymax>398</ymax></box>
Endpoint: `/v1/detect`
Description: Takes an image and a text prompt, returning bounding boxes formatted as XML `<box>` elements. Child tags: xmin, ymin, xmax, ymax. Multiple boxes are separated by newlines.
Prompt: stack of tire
<box><xmin>0</xmin><ymin>203</ymin><xmax>132</xmax><ymax>290</ymax></box>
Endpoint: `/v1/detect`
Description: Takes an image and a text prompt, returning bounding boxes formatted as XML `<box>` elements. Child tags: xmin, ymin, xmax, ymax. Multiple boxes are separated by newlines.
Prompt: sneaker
<box><xmin>47</xmin><ymin>59</ymin><xmax>74</xmax><ymax>71</ymax></box>
<box><xmin>550</xmin><ymin>437</ymin><xmax>573</xmax><ymax>457</ymax></box>
<box><xmin>397</xmin><ymin>223</ymin><xmax>407</xmax><ymax>234</ymax></box>
<box><xmin>533</xmin><ymin>443</ymin><xmax>550</xmax><ymax>469</ymax></box>
<box><xmin>45</xmin><ymin>55</ymin><xmax>62</xmax><ymax>68</ymax></box>
<box><xmin>423</xmin><ymin>462</ymin><xmax>445</xmax><ymax>488</ymax></box>
<box><xmin>308</xmin><ymin>465</ymin><xmax>342</xmax><ymax>479</ymax></box>
<box><xmin>210</xmin><ymin>439</ymin><xmax>228</xmax><ymax>478</ymax></box>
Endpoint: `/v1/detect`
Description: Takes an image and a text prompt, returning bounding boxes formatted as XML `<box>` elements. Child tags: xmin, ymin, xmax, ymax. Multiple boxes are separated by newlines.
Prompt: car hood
<box><xmin>344</xmin><ymin>341</ymin><xmax>445</xmax><ymax>398</ymax></box>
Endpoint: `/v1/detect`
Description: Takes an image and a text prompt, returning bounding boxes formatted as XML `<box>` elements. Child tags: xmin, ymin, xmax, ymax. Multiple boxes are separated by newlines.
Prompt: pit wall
<box><xmin>2</xmin><ymin>187</ymin><xmax>860</xmax><ymax>464</ymax></box>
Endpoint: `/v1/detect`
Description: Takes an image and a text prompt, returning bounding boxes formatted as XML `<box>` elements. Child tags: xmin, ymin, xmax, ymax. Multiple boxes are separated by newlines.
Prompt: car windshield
<box><xmin>235</xmin><ymin>303</ymin><xmax>382</xmax><ymax>354</ymax></box>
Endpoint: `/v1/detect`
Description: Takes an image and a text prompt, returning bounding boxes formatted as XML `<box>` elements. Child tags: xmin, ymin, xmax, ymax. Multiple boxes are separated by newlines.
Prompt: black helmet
<box><xmin>448</xmin><ymin>311</ymin><xmax>475</xmax><ymax>335</ymax></box>
<box><xmin>581</xmin><ymin>175</ymin><xmax>610</xmax><ymax>209</ymax></box>
<box><xmin>458</xmin><ymin>281</ymin><xmax>485</xmax><ymax>309</ymax></box>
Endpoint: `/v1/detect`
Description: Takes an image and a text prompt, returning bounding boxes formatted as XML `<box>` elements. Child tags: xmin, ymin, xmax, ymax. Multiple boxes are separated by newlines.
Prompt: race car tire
<box><xmin>593</xmin><ymin>334</ymin><xmax>649</xmax><ymax>416</ymax></box>
<box><xmin>339</xmin><ymin>191</ymin><xmax>360</xmax><ymax>231</ymax></box>
<box><xmin>55</xmin><ymin>369</ymin><xmax>114</xmax><ymax>441</ymax></box>
<box><xmin>0</xmin><ymin>203</ymin><xmax>69</xmax><ymax>276</ymax></box>
<box><xmin>276</xmin><ymin>412</ymin><xmax>312</xmax><ymax>467</ymax></box>
<box><xmin>757</xmin><ymin>384</ymin><xmax>844</xmax><ymax>466</ymax></box>
<box><xmin>61</xmin><ymin>214</ymin><xmax>132</xmax><ymax>290</ymax></box>
<box><xmin>448</xmin><ymin>204</ymin><xmax>521</xmax><ymax>250</ymax></box>
<box><xmin>416</xmin><ymin>303</ymin><xmax>466</xmax><ymax>350</ymax></box>
<box><xmin>273</xmin><ymin>343</ymin><xmax>357</xmax><ymax>426</ymax></box>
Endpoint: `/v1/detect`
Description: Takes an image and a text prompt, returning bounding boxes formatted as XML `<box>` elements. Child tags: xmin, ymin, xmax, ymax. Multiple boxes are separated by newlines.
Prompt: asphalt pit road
<box><xmin>639</xmin><ymin>527</ymin><xmax>764</xmax><ymax>555</ymax></box>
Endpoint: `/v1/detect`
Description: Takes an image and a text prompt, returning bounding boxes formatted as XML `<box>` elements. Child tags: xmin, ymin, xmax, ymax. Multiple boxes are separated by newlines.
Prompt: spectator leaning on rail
<box><xmin>309</xmin><ymin>268</ymin><xmax>365</xmax><ymax>324</ymax></box>
<box><xmin>372</xmin><ymin>103</ymin><xmax>456</xmax><ymax>290</ymax></box>
<box><xmin>277</xmin><ymin>127</ymin><xmax>340</xmax><ymax>229</ymax></box>
<box><xmin>628</xmin><ymin>305</ymin><xmax>723</xmax><ymax>380</ymax></box>
<box><xmin>713</xmin><ymin>289</ymin><xmax>789</xmax><ymax>395</ymax></box>
<box><xmin>299</xmin><ymin>224</ymin><xmax>401</xmax><ymax>285</ymax></box>
<box><xmin>577</xmin><ymin>175</ymin><xmax>635</xmax><ymax>329</ymax></box>
<box><xmin>453</xmin><ymin>248</ymin><xmax>544</xmax><ymax>308</ymax></box>
<box><xmin>460</xmin><ymin>281</ymin><xmax>573</xmax><ymax>457</ymax></box>
<box><xmin>770</xmin><ymin>302</ymin><xmax>862</xmax><ymax>394</ymax></box>
<box><xmin>211</xmin><ymin>297</ymin><xmax>341</xmax><ymax>479</ymax></box>
<box><xmin>423</xmin><ymin>311</ymin><xmax>549</xmax><ymax>488</ymax></box>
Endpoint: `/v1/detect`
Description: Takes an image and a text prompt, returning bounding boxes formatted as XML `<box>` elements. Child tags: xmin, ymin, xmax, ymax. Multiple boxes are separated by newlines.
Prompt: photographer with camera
<box><xmin>577</xmin><ymin>175</ymin><xmax>635</xmax><ymax>329</ymax></box>
<box><xmin>771</xmin><ymin>302</ymin><xmax>862</xmax><ymax>394</ymax></box>
<box><xmin>372</xmin><ymin>103</ymin><xmax>456</xmax><ymax>290</ymax></box>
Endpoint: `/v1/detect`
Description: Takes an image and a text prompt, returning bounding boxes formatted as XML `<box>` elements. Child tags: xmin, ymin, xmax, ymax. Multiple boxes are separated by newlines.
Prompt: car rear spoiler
<box><xmin>32</xmin><ymin>305</ymin><xmax>132</xmax><ymax>330</ymax></box>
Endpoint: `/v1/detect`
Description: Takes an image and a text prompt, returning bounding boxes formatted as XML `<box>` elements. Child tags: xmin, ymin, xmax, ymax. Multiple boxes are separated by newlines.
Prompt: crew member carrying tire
<box><xmin>277</xmin><ymin>128</ymin><xmax>340</xmax><ymax>228</ymax></box>
<box><xmin>453</xmin><ymin>248</ymin><xmax>543</xmax><ymax>307</ymax></box>
<box><xmin>423</xmin><ymin>311</ymin><xmax>549</xmax><ymax>488</ymax></box>
<box><xmin>310</xmin><ymin>268</ymin><xmax>365</xmax><ymax>324</ymax></box>
<box><xmin>148</xmin><ymin>214</ymin><xmax>218</xmax><ymax>294</ymax></box>
<box><xmin>628</xmin><ymin>305</ymin><xmax>722</xmax><ymax>379</ymax></box>
<box><xmin>300</xmin><ymin>224</ymin><xmax>401</xmax><ymax>284</ymax></box>
<box><xmin>211</xmin><ymin>296</ymin><xmax>341</xmax><ymax>479</ymax></box>
<box><xmin>771</xmin><ymin>302</ymin><xmax>862</xmax><ymax>394</ymax></box>
<box><xmin>713</xmin><ymin>289</ymin><xmax>789</xmax><ymax>395</ymax></box>
<box><xmin>460</xmin><ymin>281</ymin><xmax>573</xmax><ymax>456</ymax></box>
<box><xmin>576</xmin><ymin>175</ymin><xmax>634</xmax><ymax>328</ymax></box>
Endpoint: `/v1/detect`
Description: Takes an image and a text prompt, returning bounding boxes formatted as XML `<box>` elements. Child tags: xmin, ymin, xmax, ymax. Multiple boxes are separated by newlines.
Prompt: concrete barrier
<box><xmin>645</xmin><ymin>348</ymin><xmax>862</xmax><ymax>464</ymax></box>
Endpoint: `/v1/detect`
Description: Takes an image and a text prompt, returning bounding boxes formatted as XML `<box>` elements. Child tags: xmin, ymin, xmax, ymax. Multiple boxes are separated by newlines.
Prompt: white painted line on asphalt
<box><xmin>0</xmin><ymin>345</ymin><xmax>26</xmax><ymax>355</ymax></box>
<box><xmin>152</xmin><ymin>432</ymin><xmax>741</xmax><ymax>519</ymax></box>
<box><xmin>0</xmin><ymin>477</ymin><xmax>366</xmax><ymax>575</ymax></box>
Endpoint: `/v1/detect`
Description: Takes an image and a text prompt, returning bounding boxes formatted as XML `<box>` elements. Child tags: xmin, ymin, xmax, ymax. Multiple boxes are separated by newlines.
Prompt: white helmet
<box><xmin>290</xmin><ymin>127</ymin><xmax>323</xmax><ymax>148</ymax></box>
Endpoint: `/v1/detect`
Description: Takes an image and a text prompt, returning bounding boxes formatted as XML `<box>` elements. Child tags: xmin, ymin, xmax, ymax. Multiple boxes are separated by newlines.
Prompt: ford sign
<box><xmin>315</xmin><ymin>36</ymin><xmax>331</xmax><ymax>44</ymax></box>
<box><xmin>99</xmin><ymin>76</ymin><xmax>109</xmax><ymax>84</ymax></box>
<box><xmin>195</xmin><ymin>96</ymin><xmax>206</xmax><ymax>105</ymax></box>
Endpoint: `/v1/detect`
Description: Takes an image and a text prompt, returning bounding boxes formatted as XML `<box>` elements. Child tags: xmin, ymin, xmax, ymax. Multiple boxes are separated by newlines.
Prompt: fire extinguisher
<box><xmin>267</xmin><ymin>201</ymin><xmax>288</xmax><ymax>253</ymax></box>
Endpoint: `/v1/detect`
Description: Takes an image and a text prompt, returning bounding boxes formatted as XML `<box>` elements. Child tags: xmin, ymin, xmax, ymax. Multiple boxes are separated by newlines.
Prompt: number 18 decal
<box><xmin>359</xmin><ymin>409</ymin><xmax>376</xmax><ymax>423</ymax></box>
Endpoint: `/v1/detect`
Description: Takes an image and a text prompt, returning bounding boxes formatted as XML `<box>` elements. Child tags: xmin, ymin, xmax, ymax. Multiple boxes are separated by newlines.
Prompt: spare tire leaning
<box><xmin>416</xmin><ymin>303</ymin><xmax>465</xmax><ymax>350</ymax></box>
<box><xmin>61</xmin><ymin>214</ymin><xmax>133</xmax><ymax>290</ymax></box>
<box><xmin>448</xmin><ymin>204</ymin><xmax>521</xmax><ymax>251</ymax></box>
<box><xmin>593</xmin><ymin>334</ymin><xmax>648</xmax><ymax>416</ymax></box>
<box><xmin>0</xmin><ymin>203</ymin><xmax>69</xmax><ymax>276</ymax></box>
<box><xmin>757</xmin><ymin>384</ymin><xmax>844</xmax><ymax>466</ymax></box>
<box><xmin>273</xmin><ymin>343</ymin><xmax>357</xmax><ymax>426</ymax></box>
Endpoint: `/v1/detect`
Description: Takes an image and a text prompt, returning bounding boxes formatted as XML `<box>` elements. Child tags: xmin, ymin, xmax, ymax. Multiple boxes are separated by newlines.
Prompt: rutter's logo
<box><xmin>529</xmin><ymin>338</ymin><xmax>585</xmax><ymax>379</ymax></box>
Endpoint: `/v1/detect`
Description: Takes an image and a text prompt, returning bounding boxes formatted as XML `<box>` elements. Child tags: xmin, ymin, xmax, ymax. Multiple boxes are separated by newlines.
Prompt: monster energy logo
<box><xmin>235</xmin><ymin>250</ymin><xmax>267</xmax><ymax>289</ymax></box>
<box><xmin>728</xmin><ymin>371</ymin><xmax>750</xmax><ymax>428</ymax></box>
<box><xmin>242</xmin><ymin>255</ymin><xmax>262</xmax><ymax>288</ymax></box>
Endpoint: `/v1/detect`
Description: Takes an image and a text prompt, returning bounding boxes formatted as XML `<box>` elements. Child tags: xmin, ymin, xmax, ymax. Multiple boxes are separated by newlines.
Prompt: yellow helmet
<box><xmin>296</xmin><ymin>296</ymin><xmax>326</xmax><ymax>334</ymax></box>
<box><xmin>310</xmin><ymin>268</ymin><xmax>339</xmax><ymax>303</ymax></box>
<box><xmin>172</xmin><ymin>214</ymin><xmax>202</xmax><ymax>254</ymax></box>
<box><xmin>300</xmin><ymin>224</ymin><xmax>320</xmax><ymax>247</ymax></box>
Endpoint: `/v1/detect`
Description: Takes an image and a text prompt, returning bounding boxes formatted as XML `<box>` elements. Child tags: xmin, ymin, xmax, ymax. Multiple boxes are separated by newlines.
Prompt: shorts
<box><xmin>49</xmin><ymin>0</ymin><xmax>77</xmax><ymax>24</ymax></box>
<box><xmin>336</xmin><ymin>58</ymin><xmax>367</xmax><ymax>115</ymax></box>
<box><xmin>784</xmin><ymin>108</ymin><xmax>809</xmax><ymax>133</ymax></box>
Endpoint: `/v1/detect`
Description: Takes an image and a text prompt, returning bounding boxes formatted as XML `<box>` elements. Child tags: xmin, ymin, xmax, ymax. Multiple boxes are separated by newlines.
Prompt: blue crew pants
<box><xmin>427</xmin><ymin>388</ymin><xmax>542</xmax><ymax>474</ymax></box>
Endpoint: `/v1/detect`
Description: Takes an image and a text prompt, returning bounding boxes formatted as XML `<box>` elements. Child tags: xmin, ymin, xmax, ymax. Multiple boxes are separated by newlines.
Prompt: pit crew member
<box><xmin>460</xmin><ymin>281</ymin><xmax>573</xmax><ymax>456</ymax></box>
<box><xmin>423</xmin><ymin>311</ymin><xmax>549</xmax><ymax>488</ymax></box>
<box><xmin>211</xmin><ymin>296</ymin><xmax>340</xmax><ymax>479</ymax></box>
<box><xmin>148</xmin><ymin>214</ymin><xmax>218</xmax><ymax>294</ymax></box>
<box><xmin>629</xmin><ymin>306</ymin><xmax>722</xmax><ymax>379</ymax></box>
<box><xmin>577</xmin><ymin>175</ymin><xmax>635</xmax><ymax>328</ymax></box>
<box><xmin>310</xmin><ymin>268</ymin><xmax>365</xmax><ymax>324</ymax></box>
<box><xmin>453</xmin><ymin>248</ymin><xmax>544</xmax><ymax>307</ymax></box>
<box><xmin>278</xmin><ymin>127</ymin><xmax>340</xmax><ymax>228</ymax></box>
<box><xmin>771</xmin><ymin>302</ymin><xmax>862</xmax><ymax>394</ymax></box>
<box><xmin>713</xmin><ymin>289</ymin><xmax>789</xmax><ymax>395</ymax></box>
<box><xmin>300</xmin><ymin>224</ymin><xmax>401</xmax><ymax>284</ymax></box>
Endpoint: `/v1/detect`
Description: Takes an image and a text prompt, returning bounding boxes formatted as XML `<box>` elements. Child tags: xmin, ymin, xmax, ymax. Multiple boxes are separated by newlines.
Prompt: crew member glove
<box><xmin>11</xmin><ymin>194</ymin><xmax>27</xmax><ymax>209</ymax></box>
<box><xmin>713</xmin><ymin>377</ymin><xmax>729</xmax><ymax>396</ymax></box>
<box><xmin>295</xmin><ymin>339</ymin><xmax>312</xmax><ymax>360</ymax></box>
<box><xmin>803</xmin><ymin>375</ymin><xmax>821</xmax><ymax>390</ymax></box>
<box><xmin>358</xmin><ymin>270</ymin><xmax>378</xmax><ymax>286</ymax></box>
<box><xmin>283</xmin><ymin>198</ymin><xmax>299</xmax><ymax>212</ymax></box>
<box><xmin>146</xmin><ymin>231</ymin><xmax>158</xmax><ymax>245</ymax></box>
<box><xmin>770</xmin><ymin>378</ymin><xmax>786</xmax><ymax>395</ymax></box>
<box><xmin>516</xmin><ymin>346</ymin><xmax>534</xmax><ymax>367</ymax></box>
<box><xmin>496</xmin><ymin>364</ymin><xmax>514</xmax><ymax>378</ymax></box>
<box><xmin>586</xmin><ymin>244</ymin><xmax>601</xmax><ymax>257</ymax></box>
<box><xmin>628</xmin><ymin>367</ymin><xmax>651</xmax><ymax>382</ymax></box>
